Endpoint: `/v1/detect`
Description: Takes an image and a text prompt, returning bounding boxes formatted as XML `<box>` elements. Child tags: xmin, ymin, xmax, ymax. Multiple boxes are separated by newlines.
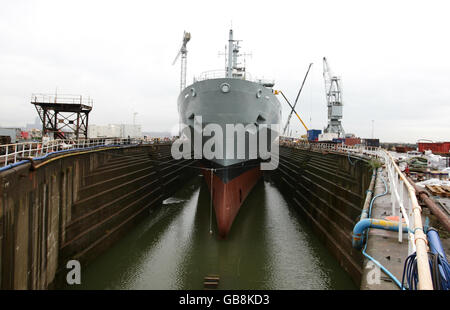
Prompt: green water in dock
<box><xmin>63</xmin><ymin>175</ymin><xmax>356</xmax><ymax>290</ymax></box>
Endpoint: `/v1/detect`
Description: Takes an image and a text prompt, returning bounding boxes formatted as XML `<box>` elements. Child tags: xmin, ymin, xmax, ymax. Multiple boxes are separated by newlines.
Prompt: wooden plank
<box><xmin>426</xmin><ymin>185</ymin><xmax>446</xmax><ymax>197</ymax></box>
<box><xmin>440</xmin><ymin>186</ymin><xmax>450</xmax><ymax>197</ymax></box>
<box><xmin>425</xmin><ymin>185</ymin><xmax>438</xmax><ymax>196</ymax></box>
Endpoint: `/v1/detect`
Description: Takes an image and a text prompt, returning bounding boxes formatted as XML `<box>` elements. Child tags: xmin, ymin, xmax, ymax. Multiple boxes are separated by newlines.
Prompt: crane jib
<box><xmin>282</xmin><ymin>63</ymin><xmax>313</xmax><ymax>135</ymax></box>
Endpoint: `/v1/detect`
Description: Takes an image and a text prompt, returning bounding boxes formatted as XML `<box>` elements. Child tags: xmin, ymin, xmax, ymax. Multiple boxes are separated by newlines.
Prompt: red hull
<box><xmin>202</xmin><ymin>166</ymin><xmax>262</xmax><ymax>237</ymax></box>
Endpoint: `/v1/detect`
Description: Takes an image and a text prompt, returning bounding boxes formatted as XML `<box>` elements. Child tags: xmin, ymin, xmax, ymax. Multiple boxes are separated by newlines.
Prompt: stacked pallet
<box><xmin>425</xmin><ymin>185</ymin><xmax>450</xmax><ymax>197</ymax></box>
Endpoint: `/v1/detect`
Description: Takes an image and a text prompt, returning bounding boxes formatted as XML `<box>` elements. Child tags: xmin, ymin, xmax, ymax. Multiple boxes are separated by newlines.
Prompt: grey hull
<box><xmin>177</xmin><ymin>78</ymin><xmax>282</xmax><ymax>167</ymax></box>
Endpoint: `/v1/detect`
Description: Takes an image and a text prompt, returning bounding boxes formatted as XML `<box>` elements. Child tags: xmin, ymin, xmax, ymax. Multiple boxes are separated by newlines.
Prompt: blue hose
<box><xmin>353</xmin><ymin>218</ymin><xmax>409</xmax><ymax>248</ymax></box>
<box><xmin>360</xmin><ymin>169</ymin><xmax>406</xmax><ymax>289</ymax></box>
<box><xmin>427</xmin><ymin>228</ymin><xmax>448</xmax><ymax>261</ymax></box>
<box><xmin>0</xmin><ymin>160</ymin><xmax>30</xmax><ymax>173</ymax></box>
<box><xmin>426</xmin><ymin>228</ymin><xmax>450</xmax><ymax>289</ymax></box>
<box><xmin>0</xmin><ymin>143</ymin><xmax>136</xmax><ymax>173</ymax></box>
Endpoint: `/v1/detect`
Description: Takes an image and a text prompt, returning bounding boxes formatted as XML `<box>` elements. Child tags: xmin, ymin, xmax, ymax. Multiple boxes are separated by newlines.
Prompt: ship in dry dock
<box><xmin>177</xmin><ymin>29</ymin><xmax>282</xmax><ymax>237</ymax></box>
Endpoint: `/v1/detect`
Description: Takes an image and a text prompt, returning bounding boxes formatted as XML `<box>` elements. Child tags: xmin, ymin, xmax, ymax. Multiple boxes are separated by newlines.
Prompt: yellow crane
<box><xmin>275</xmin><ymin>90</ymin><xmax>309</xmax><ymax>137</ymax></box>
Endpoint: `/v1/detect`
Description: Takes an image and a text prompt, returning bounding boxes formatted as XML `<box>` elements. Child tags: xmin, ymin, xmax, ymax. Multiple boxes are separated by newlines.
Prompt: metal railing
<box><xmin>383</xmin><ymin>150</ymin><xmax>415</xmax><ymax>253</ymax></box>
<box><xmin>193</xmin><ymin>69</ymin><xmax>256</xmax><ymax>83</ymax></box>
<box><xmin>280</xmin><ymin>140</ymin><xmax>381</xmax><ymax>158</ymax></box>
<box><xmin>192</xmin><ymin>70</ymin><xmax>278</xmax><ymax>88</ymax></box>
<box><xmin>383</xmin><ymin>150</ymin><xmax>433</xmax><ymax>289</ymax></box>
<box><xmin>0</xmin><ymin>138</ymin><xmax>171</xmax><ymax>170</ymax></box>
<box><xmin>194</xmin><ymin>70</ymin><xmax>228</xmax><ymax>82</ymax></box>
<box><xmin>31</xmin><ymin>93</ymin><xmax>94</xmax><ymax>106</ymax></box>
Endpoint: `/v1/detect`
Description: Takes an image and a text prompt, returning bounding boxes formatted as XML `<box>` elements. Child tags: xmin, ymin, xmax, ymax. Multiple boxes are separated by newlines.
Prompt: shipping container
<box><xmin>344</xmin><ymin>137</ymin><xmax>361</xmax><ymax>146</ymax></box>
<box><xmin>364</xmin><ymin>138</ymin><xmax>380</xmax><ymax>147</ymax></box>
<box><xmin>418</xmin><ymin>142</ymin><xmax>450</xmax><ymax>154</ymax></box>
<box><xmin>318</xmin><ymin>132</ymin><xmax>339</xmax><ymax>142</ymax></box>
<box><xmin>0</xmin><ymin>128</ymin><xmax>21</xmax><ymax>143</ymax></box>
<box><xmin>0</xmin><ymin>136</ymin><xmax>11</xmax><ymax>144</ymax></box>
<box><xmin>395</xmin><ymin>146</ymin><xmax>414</xmax><ymax>153</ymax></box>
<box><xmin>307</xmin><ymin>129</ymin><xmax>322</xmax><ymax>142</ymax></box>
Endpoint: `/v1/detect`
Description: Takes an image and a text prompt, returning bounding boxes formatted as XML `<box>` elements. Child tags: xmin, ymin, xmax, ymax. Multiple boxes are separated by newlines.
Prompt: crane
<box><xmin>172</xmin><ymin>31</ymin><xmax>191</xmax><ymax>92</ymax></box>
<box><xmin>323</xmin><ymin>57</ymin><xmax>345</xmax><ymax>136</ymax></box>
<box><xmin>277</xmin><ymin>90</ymin><xmax>309</xmax><ymax>134</ymax></box>
<box><xmin>282</xmin><ymin>63</ymin><xmax>313</xmax><ymax>136</ymax></box>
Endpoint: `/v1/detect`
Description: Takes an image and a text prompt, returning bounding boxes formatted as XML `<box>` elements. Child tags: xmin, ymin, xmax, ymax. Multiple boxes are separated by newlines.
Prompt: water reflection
<box><xmin>66</xmin><ymin>175</ymin><xmax>355</xmax><ymax>290</ymax></box>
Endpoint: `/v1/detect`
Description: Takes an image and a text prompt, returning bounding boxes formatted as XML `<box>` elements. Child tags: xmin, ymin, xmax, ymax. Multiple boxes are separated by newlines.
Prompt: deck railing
<box><xmin>193</xmin><ymin>70</ymin><xmax>271</xmax><ymax>84</ymax></box>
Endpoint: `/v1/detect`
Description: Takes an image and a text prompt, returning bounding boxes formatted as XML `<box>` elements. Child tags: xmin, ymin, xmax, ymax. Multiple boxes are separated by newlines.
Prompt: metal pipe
<box><xmin>352</xmin><ymin>218</ymin><xmax>409</xmax><ymax>249</ymax></box>
<box><xmin>360</xmin><ymin>169</ymin><xmax>377</xmax><ymax>221</ymax></box>
<box><xmin>406</xmin><ymin>176</ymin><xmax>450</xmax><ymax>233</ymax></box>
<box><xmin>385</xmin><ymin>151</ymin><xmax>433</xmax><ymax>290</ymax></box>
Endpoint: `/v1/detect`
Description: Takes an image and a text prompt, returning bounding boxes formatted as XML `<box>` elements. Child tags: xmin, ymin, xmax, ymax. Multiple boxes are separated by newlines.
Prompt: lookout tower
<box><xmin>31</xmin><ymin>93</ymin><xmax>93</xmax><ymax>139</ymax></box>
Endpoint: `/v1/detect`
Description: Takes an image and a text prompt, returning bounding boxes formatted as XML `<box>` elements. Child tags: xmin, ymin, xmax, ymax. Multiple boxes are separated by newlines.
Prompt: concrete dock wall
<box><xmin>271</xmin><ymin>146</ymin><xmax>371</xmax><ymax>286</ymax></box>
<box><xmin>0</xmin><ymin>144</ymin><xmax>196</xmax><ymax>289</ymax></box>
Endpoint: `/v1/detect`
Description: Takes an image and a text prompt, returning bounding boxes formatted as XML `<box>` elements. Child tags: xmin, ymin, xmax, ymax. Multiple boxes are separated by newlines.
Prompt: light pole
<box><xmin>371</xmin><ymin>120</ymin><xmax>374</xmax><ymax>139</ymax></box>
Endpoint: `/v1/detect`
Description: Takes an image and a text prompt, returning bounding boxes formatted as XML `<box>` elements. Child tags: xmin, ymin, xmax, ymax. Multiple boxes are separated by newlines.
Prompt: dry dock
<box><xmin>0</xmin><ymin>139</ymin><xmax>448</xmax><ymax>289</ymax></box>
<box><xmin>0</xmin><ymin>141</ymin><xmax>196</xmax><ymax>289</ymax></box>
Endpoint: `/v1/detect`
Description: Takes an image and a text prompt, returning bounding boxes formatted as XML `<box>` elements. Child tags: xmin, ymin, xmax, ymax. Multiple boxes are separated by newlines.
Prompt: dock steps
<box><xmin>204</xmin><ymin>275</ymin><xmax>220</xmax><ymax>289</ymax></box>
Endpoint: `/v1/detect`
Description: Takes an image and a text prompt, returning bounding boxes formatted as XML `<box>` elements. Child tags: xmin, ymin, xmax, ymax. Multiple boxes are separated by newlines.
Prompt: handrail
<box><xmin>384</xmin><ymin>150</ymin><xmax>433</xmax><ymax>290</ymax></box>
<box><xmin>193</xmin><ymin>69</ymin><xmax>258</xmax><ymax>83</ymax></box>
<box><xmin>0</xmin><ymin>138</ymin><xmax>172</xmax><ymax>169</ymax></box>
<box><xmin>194</xmin><ymin>70</ymin><xmax>227</xmax><ymax>82</ymax></box>
<box><xmin>31</xmin><ymin>93</ymin><xmax>94</xmax><ymax>106</ymax></box>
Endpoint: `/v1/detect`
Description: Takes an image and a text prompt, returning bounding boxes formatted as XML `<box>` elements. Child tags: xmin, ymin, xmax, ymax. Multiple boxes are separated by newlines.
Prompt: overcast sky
<box><xmin>1</xmin><ymin>0</ymin><xmax>449</xmax><ymax>143</ymax></box>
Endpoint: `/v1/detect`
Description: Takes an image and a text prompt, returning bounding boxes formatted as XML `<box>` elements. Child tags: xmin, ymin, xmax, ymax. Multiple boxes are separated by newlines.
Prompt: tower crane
<box><xmin>172</xmin><ymin>31</ymin><xmax>191</xmax><ymax>92</ymax></box>
<box><xmin>323</xmin><ymin>57</ymin><xmax>345</xmax><ymax>136</ymax></box>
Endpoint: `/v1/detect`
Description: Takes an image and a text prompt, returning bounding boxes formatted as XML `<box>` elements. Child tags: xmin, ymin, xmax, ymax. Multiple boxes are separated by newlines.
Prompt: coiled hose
<box><xmin>402</xmin><ymin>236</ymin><xmax>450</xmax><ymax>290</ymax></box>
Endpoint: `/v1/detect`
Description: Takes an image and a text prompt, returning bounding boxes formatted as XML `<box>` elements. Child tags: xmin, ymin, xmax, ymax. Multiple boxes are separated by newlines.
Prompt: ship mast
<box><xmin>227</xmin><ymin>29</ymin><xmax>234</xmax><ymax>78</ymax></box>
<box><xmin>226</xmin><ymin>29</ymin><xmax>248</xmax><ymax>79</ymax></box>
